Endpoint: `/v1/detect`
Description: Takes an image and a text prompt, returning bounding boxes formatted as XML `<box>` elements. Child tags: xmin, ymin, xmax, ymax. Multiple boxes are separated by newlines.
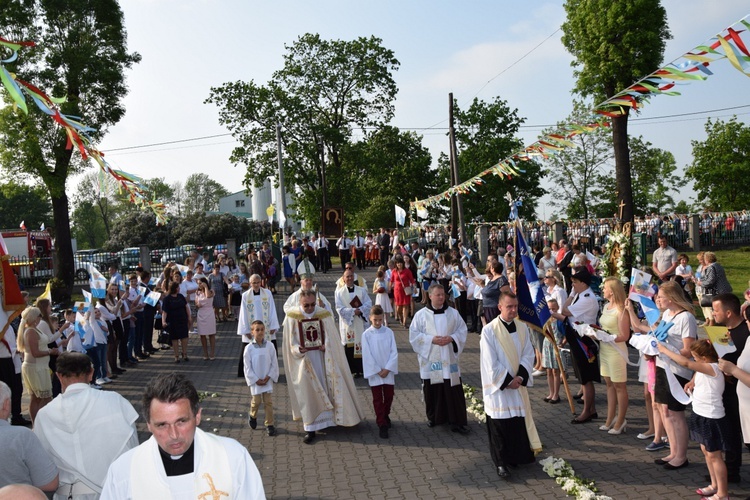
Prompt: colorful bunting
<box><xmin>410</xmin><ymin>14</ymin><xmax>750</xmax><ymax>212</ymax></box>
<box><xmin>0</xmin><ymin>38</ymin><xmax>168</xmax><ymax>224</ymax></box>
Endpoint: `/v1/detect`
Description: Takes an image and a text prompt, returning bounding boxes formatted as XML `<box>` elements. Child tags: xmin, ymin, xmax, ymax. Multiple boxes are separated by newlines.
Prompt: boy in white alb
<box><xmin>243</xmin><ymin>321</ymin><xmax>279</xmax><ymax>436</ymax></box>
<box><xmin>362</xmin><ymin>305</ymin><xmax>398</xmax><ymax>439</ymax></box>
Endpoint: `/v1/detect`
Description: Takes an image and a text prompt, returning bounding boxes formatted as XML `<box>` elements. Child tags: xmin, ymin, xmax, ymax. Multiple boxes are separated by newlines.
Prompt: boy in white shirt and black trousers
<box><xmin>243</xmin><ymin>320</ymin><xmax>279</xmax><ymax>436</ymax></box>
<box><xmin>362</xmin><ymin>305</ymin><xmax>399</xmax><ymax>439</ymax></box>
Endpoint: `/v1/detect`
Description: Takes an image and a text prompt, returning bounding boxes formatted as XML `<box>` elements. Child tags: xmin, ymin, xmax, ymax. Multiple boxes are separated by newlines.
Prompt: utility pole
<box><xmin>448</xmin><ymin>93</ymin><xmax>468</xmax><ymax>247</ymax></box>
<box><xmin>317</xmin><ymin>137</ymin><xmax>327</xmax><ymax>209</ymax></box>
<box><xmin>276</xmin><ymin>123</ymin><xmax>288</xmax><ymax>233</ymax></box>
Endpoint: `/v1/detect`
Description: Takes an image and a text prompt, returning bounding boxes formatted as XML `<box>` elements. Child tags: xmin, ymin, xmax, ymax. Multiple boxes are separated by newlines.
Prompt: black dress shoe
<box><xmin>654</xmin><ymin>458</ymin><xmax>668</xmax><ymax>465</ymax></box>
<box><xmin>663</xmin><ymin>459</ymin><xmax>689</xmax><ymax>470</ymax></box>
<box><xmin>112</xmin><ymin>368</ymin><xmax>126</xmax><ymax>374</ymax></box>
<box><xmin>11</xmin><ymin>416</ymin><xmax>32</xmax><ymax>427</ymax></box>
<box><xmin>497</xmin><ymin>466</ymin><xmax>511</xmax><ymax>479</ymax></box>
<box><xmin>427</xmin><ymin>420</ymin><xmax>435</xmax><ymax>428</ymax></box>
<box><xmin>303</xmin><ymin>431</ymin><xmax>316</xmax><ymax>444</ymax></box>
<box><xmin>379</xmin><ymin>426</ymin><xmax>389</xmax><ymax>439</ymax></box>
<box><xmin>248</xmin><ymin>417</ymin><xmax>257</xmax><ymax>429</ymax></box>
<box><xmin>451</xmin><ymin>425</ymin><xmax>470</xmax><ymax>435</ymax></box>
<box><xmin>266</xmin><ymin>426</ymin><xmax>276</xmax><ymax>436</ymax></box>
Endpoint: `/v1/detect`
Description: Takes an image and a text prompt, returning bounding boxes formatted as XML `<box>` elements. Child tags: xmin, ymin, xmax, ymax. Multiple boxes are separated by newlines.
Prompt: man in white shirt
<box><xmin>34</xmin><ymin>353</ymin><xmax>138</xmax><ymax>499</ymax></box>
<box><xmin>316</xmin><ymin>232</ymin><xmax>330</xmax><ymax>273</ymax></box>
<box><xmin>652</xmin><ymin>235</ymin><xmax>678</xmax><ymax>284</ymax></box>
<box><xmin>336</xmin><ymin>233</ymin><xmax>352</xmax><ymax>270</ymax></box>
<box><xmin>101</xmin><ymin>373</ymin><xmax>265</xmax><ymax>499</ymax></box>
<box><xmin>353</xmin><ymin>231</ymin><xmax>366</xmax><ymax>270</ymax></box>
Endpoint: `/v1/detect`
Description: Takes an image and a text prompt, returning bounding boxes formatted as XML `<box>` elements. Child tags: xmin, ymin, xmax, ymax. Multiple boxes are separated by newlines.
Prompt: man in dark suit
<box><xmin>379</xmin><ymin>228</ymin><xmax>391</xmax><ymax>266</ymax></box>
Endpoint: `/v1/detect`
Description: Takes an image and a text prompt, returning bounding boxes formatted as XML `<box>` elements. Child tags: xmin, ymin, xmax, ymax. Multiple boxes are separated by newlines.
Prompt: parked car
<box><xmin>117</xmin><ymin>247</ymin><xmax>141</xmax><ymax>273</ymax></box>
<box><xmin>74</xmin><ymin>249</ymin><xmax>99</xmax><ymax>281</ymax></box>
<box><xmin>160</xmin><ymin>247</ymin><xmax>188</xmax><ymax>265</ymax></box>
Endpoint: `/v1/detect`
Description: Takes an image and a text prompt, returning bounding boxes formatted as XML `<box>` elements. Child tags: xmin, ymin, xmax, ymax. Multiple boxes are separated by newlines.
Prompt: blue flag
<box><xmin>514</xmin><ymin>222</ymin><xmax>550</xmax><ymax>330</ymax></box>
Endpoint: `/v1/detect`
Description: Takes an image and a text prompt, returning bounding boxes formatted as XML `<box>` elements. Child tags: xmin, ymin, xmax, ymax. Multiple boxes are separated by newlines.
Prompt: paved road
<box><xmin>33</xmin><ymin>266</ymin><xmax>750</xmax><ymax>499</ymax></box>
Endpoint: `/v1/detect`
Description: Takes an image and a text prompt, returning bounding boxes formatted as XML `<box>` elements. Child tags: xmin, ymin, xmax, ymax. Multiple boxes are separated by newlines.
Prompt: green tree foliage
<box><xmin>337</xmin><ymin>126</ymin><xmax>434</xmax><ymax>228</ymax></box>
<box><xmin>591</xmin><ymin>136</ymin><xmax>683</xmax><ymax>216</ymax></box>
<box><xmin>71</xmin><ymin>200</ymin><xmax>107</xmax><ymax>249</ymax></box>
<box><xmin>183</xmin><ymin>173</ymin><xmax>230</xmax><ymax>214</ymax></box>
<box><xmin>0</xmin><ymin>0</ymin><xmax>140</xmax><ymax>299</ymax></box>
<box><xmin>206</xmin><ymin>34</ymin><xmax>399</xmax><ymax>225</ymax></box>
<box><xmin>105</xmin><ymin>211</ymin><xmax>172</xmax><ymax>251</ymax></box>
<box><xmin>0</xmin><ymin>181</ymin><xmax>52</xmax><ymax>230</ymax></box>
<box><xmin>686</xmin><ymin>118</ymin><xmax>750</xmax><ymax>211</ymax></box>
<box><xmin>543</xmin><ymin>102</ymin><xmax>613</xmax><ymax>219</ymax></box>
<box><xmin>438</xmin><ymin>97</ymin><xmax>545</xmax><ymax>222</ymax></box>
<box><xmin>562</xmin><ymin>0</ymin><xmax>671</xmax><ymax>225</ymax></box>
<box><xmin>171</xmin><ymin>213</ymin><xmax>268</xmax><ymax>246</ymax></box>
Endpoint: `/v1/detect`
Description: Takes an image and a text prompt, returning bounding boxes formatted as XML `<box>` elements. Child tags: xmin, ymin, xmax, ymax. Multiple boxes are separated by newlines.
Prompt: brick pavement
<box><xmin>29</xmin><ymin>266</ymin><xmax>750</xmax><ymax>499</ymax></box>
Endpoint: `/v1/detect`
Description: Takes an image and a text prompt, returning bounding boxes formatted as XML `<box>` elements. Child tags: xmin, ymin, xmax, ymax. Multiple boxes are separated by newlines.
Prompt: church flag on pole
<box><xmin>514</xmin><ymin>221</ymin><xmax>550</xmax><ymax>331</ymax></box>
<box><xmin>394</xmin><ymin>205</ymin><xmax>406</xmax><ymax>226</ymax></box>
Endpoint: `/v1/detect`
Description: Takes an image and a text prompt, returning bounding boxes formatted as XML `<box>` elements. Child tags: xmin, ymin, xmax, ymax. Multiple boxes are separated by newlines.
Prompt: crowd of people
<box><xmin>5</xmin><ymin>227</ymin><xmax>750</xmax><ymax>499</ymax></box>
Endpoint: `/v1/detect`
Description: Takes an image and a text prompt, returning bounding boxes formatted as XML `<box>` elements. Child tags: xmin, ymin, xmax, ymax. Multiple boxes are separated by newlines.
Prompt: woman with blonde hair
<box><xmin>17</xmin><ymin>307</ymin><xmax>59</xmax><ymax>423</ymax></box>
<box><xmin>651</xmin><ymin>280</ymin><xmax>697</xmax><ymax>470</ymax></box>
<box><xmin>598</xmin><ymin>277</ymin><xmax>631</xmax><ymax>434</ymax></box>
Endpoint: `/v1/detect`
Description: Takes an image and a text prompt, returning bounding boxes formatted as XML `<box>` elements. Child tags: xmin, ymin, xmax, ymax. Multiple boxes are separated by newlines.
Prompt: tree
<box><xmin>206</xmin><ymin>34</ymin><xmax>399</xmax><ymax>225</ymax></box>
<box><xmin>562</xmin><ymin>0</ymin><xmax>671</xmax><ymax>226</ymax></box>
<box><xmin>172</xmin><ymin>213</ymin><xmax>254</xmax><ymax>245</ymax></box>
<box><xmin>591</xmin><ymin>136</ymin><xmax>683</xmax><ymax>216</ymax></box>
<box><xmin>437</xmin><ymin>97</ymin><xmax>545</xmax><ymax>222</ymax></box>
<box><xmin>105</xmin><ymin>212</ymin><xmax>172</xmax><ymax>251</ymax></box>
<box><xmin>0</xmin><ymin>0</ymin><xmax>140</xmax><ymax>300</ymax></box>
<box><xmin>672</xmin><ymin>200</ymin><xmax>693</xmax><ymax>214</ymax></box>
<box><xmin>686</xmin><ymin>117</ymin><xmax>750</xmax><ymax>211</ymax></box>
<box><xmin>337</xmin><ymin>126</ymin><xmax>435</xmax><ymax>228</ymax></box>
<box><xmin>543</xmin><ymin>102</ymin><xmax>613</xmax><ymax>219</ymax></box>
<box><xmin>0</xmin><ymin>180</ymin><xmax>52</xmax><ymax>230</ymax></box>
<box><xmin>182</xmin><ymin>173</ymin><xmax>230</xmax><ymax>214</ymax></box>
<box><xmin>71</xmin><ymin>200</ymin><xmax>107</xmax><ymax>249</ymax></box>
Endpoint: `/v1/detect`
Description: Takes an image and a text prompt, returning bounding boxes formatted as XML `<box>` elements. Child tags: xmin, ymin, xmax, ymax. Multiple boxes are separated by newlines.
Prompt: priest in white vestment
<box><xmin>237</xmin><ymin>274</ymin><xmax>279</xmax><ymax>377</ymax></box>
<box><xmin>409</xmin><ymin>283</ymin><xmax>470</xmax><ymax>434</ymax></box>
<box><xmin>34</xmin><ymin>352</ymin><xmax>138</xmax><ymax>499</ymax></box>
<box><xmin>283</xmin><ymin>260</ymin><xmax>332</xmax><ymax>314</ymax></box>
<box><xmin>281</xmin><ymin>290</ymin><xmax>364</xmax><ymax>444</ymax></box>
<box><xmin>101</xmin><ymin>373</ymin><xmax>265</xmax><ymax>500</ymax></box>
<box><xmin>335</xmin><ymin>270</ymin><xmax>372</xmax><ymax>377</ymax></box>
<box><xmin>480</xmin><ymin>292</ymin><xmax>541</xmax><ymax>480</ymax></box>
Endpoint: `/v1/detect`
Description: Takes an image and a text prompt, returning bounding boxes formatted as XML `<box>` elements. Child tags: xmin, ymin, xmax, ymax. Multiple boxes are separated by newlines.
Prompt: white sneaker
<box><xmin>96</xmin><ymin>378</ymin><xmax>110</xmax><ymax>385</ymax></box>
<box><xmin>532</xmin><ymin>370</ymin><xmax>546</xmax><ymax>377</ymax></box>
<box><xmin>102</xmin><ymin>377</ymin><xmax>113</xmax><ymax>384</ymax></box>
<box><xmin>90</xmin><ymin>383</ymin><xmax>102</xmax><ymax>390</ymax></box>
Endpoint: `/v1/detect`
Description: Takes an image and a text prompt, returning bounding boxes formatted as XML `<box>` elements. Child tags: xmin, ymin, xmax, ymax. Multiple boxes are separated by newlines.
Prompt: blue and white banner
<box><xmin>88</xmin><ymin>264</ymin><xmax>108</xmax><ymax>299</ymax></box>
<box><xmin>514</xmin><ymin>221</ymin><xmax>550</xmax><ymax>330</ymax></box>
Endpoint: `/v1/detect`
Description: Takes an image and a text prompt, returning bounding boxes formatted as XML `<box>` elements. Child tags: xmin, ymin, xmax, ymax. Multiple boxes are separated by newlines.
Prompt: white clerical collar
<box><xmin>302</xmin><ymin>309</ymin><xmax>316</xmax><ymax>319</ymax></box>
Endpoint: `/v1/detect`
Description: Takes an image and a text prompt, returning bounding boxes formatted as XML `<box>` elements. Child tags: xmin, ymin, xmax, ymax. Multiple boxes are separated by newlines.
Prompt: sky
<box><xmin>87</xmin><ymin>0</ymin><xmax>750</xmax><ymax>219</ymax></box>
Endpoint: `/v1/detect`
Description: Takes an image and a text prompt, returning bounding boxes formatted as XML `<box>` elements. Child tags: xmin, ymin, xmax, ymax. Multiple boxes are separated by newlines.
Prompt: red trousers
<box><xmin>371</xmin><ymin>384</ymin><xmax>394</xmax><ymax>428</ymax></box>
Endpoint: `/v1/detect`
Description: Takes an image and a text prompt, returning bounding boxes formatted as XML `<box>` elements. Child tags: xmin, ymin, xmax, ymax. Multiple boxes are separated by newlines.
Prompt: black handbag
<box><xmin>700</xmin><ymin>291</ymin><xmax>714</xmax><ymax>308</ymax></box>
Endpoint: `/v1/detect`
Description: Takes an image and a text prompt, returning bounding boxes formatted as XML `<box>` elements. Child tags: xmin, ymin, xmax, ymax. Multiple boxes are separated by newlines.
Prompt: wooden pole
<box><xmin>448</xmin><ymin>93</ymin><xmax>468</xmax><ymax>247</ymax></box>
<box><xmin>543</xmin><ymin>324</ymin><xmax>575</xmax><ymax>414</ymax></box>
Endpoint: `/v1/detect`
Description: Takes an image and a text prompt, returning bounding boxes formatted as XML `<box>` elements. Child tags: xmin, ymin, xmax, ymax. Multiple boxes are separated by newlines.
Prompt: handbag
<box><xmin>700</xmin><ymin>291</ymin><xmax>714</xmax><ymax>308</ymax></box>
<box><xmin>398</xmin><ymin>271</ymin><xmax>414</xmax><ymax>296</ymax></box>
<box><xmin>157</xmin><ymin>331</ymin><xmax>170</xmax><ymax>345</ymax></box>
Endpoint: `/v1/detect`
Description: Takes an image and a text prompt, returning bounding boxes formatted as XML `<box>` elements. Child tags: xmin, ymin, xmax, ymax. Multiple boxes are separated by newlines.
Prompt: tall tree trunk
<box><xmin>51</xmin><ymin>192</ymin><xmax>74</xmax><ymax>303</ymax></box>
<box><xmin>612</xmin><ymin>113</ymin><xmax>634</xmax><ymax>274</ymax></box>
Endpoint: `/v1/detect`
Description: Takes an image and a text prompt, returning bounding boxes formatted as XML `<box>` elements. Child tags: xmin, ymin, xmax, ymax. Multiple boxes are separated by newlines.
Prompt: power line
<box><xmin>102</xmin><ymin>103</ymin><xmax>750</xmax><ymax>154</ymax></box>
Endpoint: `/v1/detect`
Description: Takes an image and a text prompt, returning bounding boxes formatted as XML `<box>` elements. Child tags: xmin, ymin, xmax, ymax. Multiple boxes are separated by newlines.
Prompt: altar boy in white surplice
<box><xmin>243</xmin><ymin>321</ymin><xmax>279</xmax><ymax>437</ymax></box>
<box><xmin>362</xmin><ymin>305</ymin><xmax>398</xmax><ymax>440</ymax></box>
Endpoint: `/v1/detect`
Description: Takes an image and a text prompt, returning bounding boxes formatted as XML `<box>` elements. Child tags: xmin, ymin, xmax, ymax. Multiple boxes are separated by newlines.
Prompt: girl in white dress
<box><xmin>373</xmin><ymin>269</ymin><xmax>393</xmax><ymax>323</ymax></box>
